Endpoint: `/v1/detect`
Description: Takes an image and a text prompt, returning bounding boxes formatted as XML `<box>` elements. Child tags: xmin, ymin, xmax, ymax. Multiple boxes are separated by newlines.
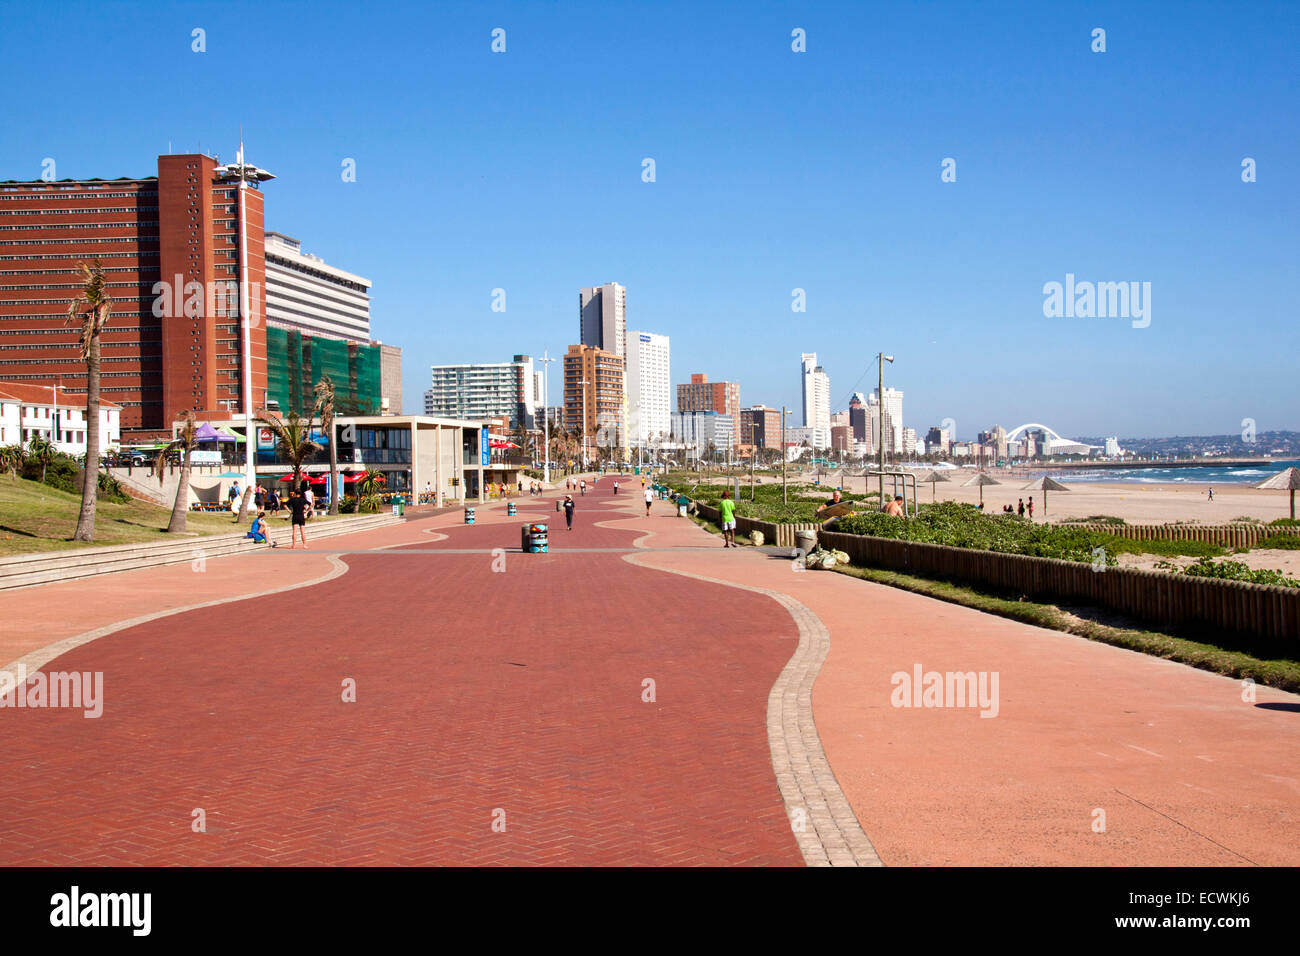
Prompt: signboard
<box><xmin>190</xmin><ymin>450</ymin><xmax>222</xmax><ymax>465</ymax></box>
<box><xmin>480</xmin><ymin>426</ymin><xmax>490</xmax><ymax>466</ymax></box>
<box><xmin>257</xmin><ymin>427</ymin><xmax>274</xmax><ymax>449</ymax></box>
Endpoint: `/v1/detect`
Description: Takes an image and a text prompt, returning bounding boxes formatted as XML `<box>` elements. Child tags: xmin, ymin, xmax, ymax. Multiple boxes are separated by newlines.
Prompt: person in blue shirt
<box><xmin>245</xmin><ymin>510</ymin><xmax>269</xmax><ymax>545</ymax></box>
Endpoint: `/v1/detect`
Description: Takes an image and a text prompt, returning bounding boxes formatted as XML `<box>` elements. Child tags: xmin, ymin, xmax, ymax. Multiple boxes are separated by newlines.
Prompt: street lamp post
<box><xmin>877</xmin><ymin>351</ymin><xmax>894</xmax><ymax>510</ymax></box>
<box><xmin>781</xmin><ymin>406</ymin><xmax>792</xmax><ymax>504</ymax></box>
<box><xmin>539</xmin><ymin>350</ymin><xmax>554</xmax><ymax>484</ymax></box>
<box><xmin>578</xmin><ymin>378</ymin><xmax>590</xmax><ymax>472</ymax></box>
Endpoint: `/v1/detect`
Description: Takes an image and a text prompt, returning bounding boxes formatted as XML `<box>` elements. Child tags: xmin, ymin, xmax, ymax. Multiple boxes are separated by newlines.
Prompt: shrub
<box><xmin>1178</xmin><ymin>557</ymin><xmax>1300</xmax><ymax>589</ymax></box>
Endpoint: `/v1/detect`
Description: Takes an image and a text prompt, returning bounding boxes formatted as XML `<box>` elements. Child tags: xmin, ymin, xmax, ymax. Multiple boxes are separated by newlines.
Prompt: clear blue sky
<box><xmin>2</xmin><ymin>1</ymin><xmax>1296</xmax><ymax>438</ymax></box>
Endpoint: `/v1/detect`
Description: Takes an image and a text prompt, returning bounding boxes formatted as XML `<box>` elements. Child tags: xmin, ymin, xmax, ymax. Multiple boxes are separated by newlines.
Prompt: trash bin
<box><xmin>464</xmin><ymin>507</ymin><xmax>476</xmax><ymax>525</ymax></box>
<box><xmin>506</xmin><ymin>502</ymin><xmax>517</xmax><ymax>517</ymax></box>
<box><xmin>521</xmin><ymin>522</ymin><xmax>548</xmax><ymax>553</ymax></box>
<box><xmin>794</xmin><ymin>529</ymin><xmax>817</xmax><ymax>556</ymax></box>
<box><xmin>392</xmin><ymin>497</ymin><xmax>405</xmax><ymax>516</ymax></box>
<box><xmin>555</xmin><ymin>499</ymin><xmax>562</xmax><ymax>512</ymax></box>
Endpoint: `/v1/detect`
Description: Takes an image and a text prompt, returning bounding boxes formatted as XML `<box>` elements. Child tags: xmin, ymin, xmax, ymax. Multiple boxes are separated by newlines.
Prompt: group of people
<box><xmin>244</xmin><ymin>478</ymin><xmax>314</xmax><ymax>549</ymax></box>
<box><xmin>564</xmin><ymin>477</ymin><xmax>589</xmax><ymax>496</ymax></box>
<box><xmin>998</xmin><ymin>497</ymin><xmax>1035</xmax><ymax>519</ymax></box>
<box><xmin>525</xmin><ymin>482</ymin><xmax>544</xmax><ymax>496</ymax></box>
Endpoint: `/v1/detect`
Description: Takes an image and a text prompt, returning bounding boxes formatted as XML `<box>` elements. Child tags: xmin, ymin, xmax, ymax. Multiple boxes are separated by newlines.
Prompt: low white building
<box><xmin>670</xmin><ymin>411</ymin><xmax>734</xmax><ymax>461</ymax></box>
<box><xmin>0</xmin><ymin>383</ymin><xmax>121</xmax><ymax>455</ymax></box>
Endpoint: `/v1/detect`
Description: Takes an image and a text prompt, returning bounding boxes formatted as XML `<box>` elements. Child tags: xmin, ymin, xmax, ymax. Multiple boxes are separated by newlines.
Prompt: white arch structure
<box><xmin>1005</xmin><ymin>423</ymin><xmax>1097</xmax><ymax>456</ymax></box>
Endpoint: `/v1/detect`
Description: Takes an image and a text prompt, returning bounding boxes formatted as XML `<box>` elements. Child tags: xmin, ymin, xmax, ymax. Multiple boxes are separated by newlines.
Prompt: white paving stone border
<box><xmin>624</xmin><ymin>553</ymin><xmax>882</xmax><ymax>867</ymax></box>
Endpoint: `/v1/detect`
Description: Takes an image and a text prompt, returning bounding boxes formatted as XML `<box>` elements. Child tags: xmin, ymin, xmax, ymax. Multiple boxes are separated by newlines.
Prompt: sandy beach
<box><xmin>739</xmin><ymin>469</ymin><xmax>1294</xmax><ymax>525</ymax></box>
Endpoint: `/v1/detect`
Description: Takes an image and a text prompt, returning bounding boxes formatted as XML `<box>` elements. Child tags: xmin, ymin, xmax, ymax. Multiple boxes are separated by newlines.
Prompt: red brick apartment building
<box><xmin>0</xmin><ymin>153</ymin><xmax>269</xmax><ymax>442</ymax></box>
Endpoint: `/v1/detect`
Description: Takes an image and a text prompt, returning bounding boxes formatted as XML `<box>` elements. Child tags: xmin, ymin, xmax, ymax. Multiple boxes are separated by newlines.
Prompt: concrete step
<box><xmin>0</xmin><ymin>514</ymin><xmax>401</xmax><ymax>591</ymax></box>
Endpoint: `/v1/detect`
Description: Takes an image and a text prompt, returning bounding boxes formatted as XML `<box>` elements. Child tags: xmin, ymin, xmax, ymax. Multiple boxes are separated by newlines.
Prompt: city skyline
<box><xmin>1</xmin><ymin>1</ymin><xmax>1296</xmax><ymax>438</ymax></box>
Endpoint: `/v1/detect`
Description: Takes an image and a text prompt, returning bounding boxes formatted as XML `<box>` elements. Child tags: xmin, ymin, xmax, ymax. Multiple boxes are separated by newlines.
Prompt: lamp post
<box><xmin>539</xmin><ymin>350</ymin><xmax>554</xmax><ymax>484</ymax></box>
<box><xmin>781</xmin><ymin>406</ymin><xmax>793</xmax><ymax>504</ymax></box>
<box><xmin>877</xmin><ymin>352</ymin><xmax>893</xmax><ymax>508</ymax></box>
<box><xmin>214</xmin><ymin>143</ymin><xmax>274</xmax><ymax>516</ymax></box>
<box><xmin>578</xmin><ymin>378</ymin><xmax>590</xmax><ymax>472</ymax></box>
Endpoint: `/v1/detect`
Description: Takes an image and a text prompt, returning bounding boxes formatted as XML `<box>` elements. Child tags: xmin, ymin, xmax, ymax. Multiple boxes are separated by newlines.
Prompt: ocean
<box><xmin>1030</xmin><ymin>460</ymin><xmax>1300</xmax><ymax>485</ymax></box>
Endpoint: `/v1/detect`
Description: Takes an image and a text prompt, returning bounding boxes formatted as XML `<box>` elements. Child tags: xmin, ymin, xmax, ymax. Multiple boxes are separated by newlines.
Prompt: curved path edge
<box><xmin>5</xmin><ymin>555</ymin><xmax>351</xmax><ymax>676</ymax></box>
<box><xmin>623</xmin><ymin>551</ymin><xmax>882</xmax><ymax>867</ymax></box>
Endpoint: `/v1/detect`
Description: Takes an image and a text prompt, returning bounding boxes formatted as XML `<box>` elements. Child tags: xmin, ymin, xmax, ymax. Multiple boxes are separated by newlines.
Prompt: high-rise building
<box><xmin>625</xmin><ymin>330</ymin><xmax>670</xmax><ymax>448</ymax></box>
<box><xmin>926</xmin><ymin>425</ymin><xmax>951</xmax><ymax>456</ymax></box>
<box><xmin>800</xmin><ymin>353</ymin><xmax>830</xmax><ymax>448</ymax></box>
<box><xmin>563</xmin><ymin>344</ymin><xmax>624</xmax><ymax>457</ymax></box>
<box><xmin>869</xmin><ymin>386</ymin><xmax>904</xmax><ymax>455</ymax></box>
<box><xmin>425</xmin><ymin>355</ymin><xmax>536</xmax><ymax>428</ymax></box>
<box><xmin>263</xmin><ymin>232</ymin><xmax>371</xmax><ymax>343</ymax></box>
<box><xmin>378</xmin><ymin>344</ymin><xmax>402</xmax><ymax>415</ymax></box>
<box><xmin>579</xmin><ymin>283</ymin><xmax>626</xmax><ymax>358</ymax></box>
<box><xmin>676</xmin><ymin>373</ymin><xmax>740</xmax><ymax>449</ymax></box>
<box><xmin>848</xmin><ymin>393</ymin><xmax>868</xmax><ymax>443</ymax></box>
<box><xmin>740</xmin><ymin>404</ymin><xmax>782</xmax><ymax>450</ymax></box>
<box><xmin>0</xmin><ymin>151</ymin><xmax>273</xmax><ymax>440</ymax></box>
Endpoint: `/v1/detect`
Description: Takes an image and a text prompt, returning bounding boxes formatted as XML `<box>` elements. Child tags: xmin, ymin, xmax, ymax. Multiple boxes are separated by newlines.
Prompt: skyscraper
<box><xmin>563</xmin><ymin>344</ymin><xmax>625</xmax><ymax>457</ymax></box>
<box><xmin>579</xmin><ymin>283</ymin><xmax>626</xmax><ymax>358</ymax></box>
<box><xmin>625</xmin><ymin>330</ymin><xmax>670</xmax><ymax>449</ymax></box>
<box><xmin>869</xmin><ymin>387</ymin><xmax>905</xmax><ymax>455</ymax></box>
<box><xmin>800</xmin><ymin>353</ymin><xmax>830</xmax><ymax>448</ymax></box>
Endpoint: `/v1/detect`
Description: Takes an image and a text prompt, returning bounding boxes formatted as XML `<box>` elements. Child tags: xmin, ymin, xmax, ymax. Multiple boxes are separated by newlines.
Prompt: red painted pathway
<box><xmin>0</xmin><ymin>480</ymin><xmax>803</xmax><ymax>865</ymax></box>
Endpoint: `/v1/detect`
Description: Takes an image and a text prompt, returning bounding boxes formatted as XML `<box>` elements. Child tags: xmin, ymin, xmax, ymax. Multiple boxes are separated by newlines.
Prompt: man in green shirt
<box><xmin>719</xmin><ymin>490</ymin><xmax>738</xmax><ymax>548</ymax></box>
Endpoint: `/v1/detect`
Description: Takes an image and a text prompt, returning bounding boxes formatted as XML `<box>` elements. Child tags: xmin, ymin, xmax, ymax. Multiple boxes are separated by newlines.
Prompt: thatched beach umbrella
<box><xmin>918</xmin><ymin>469</ymin><xmax>951</xmax><ymax>503</ymax></box>
<box><xmin>963</xmin><ymin>471</ymin><xmax>1001</xmax><ymax>506</ymax></box>
<box><xmin>1022</xmin><ymin>475</ymin><xmax>1070</xmax><ymax>515</ymax></box>
<box><xmin>1254</xmin><ymin>466</ymin><xmax>1300</xmax><ymax>521</ymax></box>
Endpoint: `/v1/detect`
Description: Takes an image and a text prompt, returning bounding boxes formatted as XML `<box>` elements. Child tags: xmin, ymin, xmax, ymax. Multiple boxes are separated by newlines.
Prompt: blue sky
<box><xmin>2</xmin><ymin>0</ymin><xmax>1296</xmax><ymax>438</ymax></box>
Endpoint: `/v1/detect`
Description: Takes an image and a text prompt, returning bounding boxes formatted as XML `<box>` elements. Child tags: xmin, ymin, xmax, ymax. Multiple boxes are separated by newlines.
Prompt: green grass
<box><xmin>1256</xmin><ymin>533</ymin><xmax>1300</xmax><ymax>550</ymax></box>
<box><xmin>663</xmin><ymin>470</ymin><xmax>877</xmax><ymax>523</ymax></box>
<box><xmin>831</xmin><ymin>563</ymin><xmax>1300</xmax><ymax>693</ymax></box>
<box><xmin>0</xmin><ymin>477</ymin><xmax>343</xmax><ymax>556</ymax></box>
<box><xmin>833</xmin><ymin>501</ymin><xmax>1223</xmax><ymax>563</ymax></box>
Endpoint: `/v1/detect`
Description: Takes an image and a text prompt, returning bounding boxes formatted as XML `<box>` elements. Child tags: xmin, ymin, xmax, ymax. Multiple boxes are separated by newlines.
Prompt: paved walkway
<box><xmin>1</xmin><ymin>478</ymin><xmax>1296</xmax><ymax>866</ymax></box>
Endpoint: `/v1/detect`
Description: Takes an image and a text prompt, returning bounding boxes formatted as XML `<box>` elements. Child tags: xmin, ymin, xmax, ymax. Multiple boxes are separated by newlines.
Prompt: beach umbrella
<box><xmin>917</xmin><ymin>469</ymin><xmax>951</xmax><ymax>503</ymax></box>
<box><xmin>962</xmin><ymin>471</ymin><xmax>1001</xmax><ymax>506</ymax></box>
<box><xmin>1254</xmin><ymin>466</ymin><xmax>1300</xmax><ymax>520</ymax></box>
<box><xmin>1022</xmin><ymin>475</ymin><xmax>1070</xmax><ymax>515</ymax></box>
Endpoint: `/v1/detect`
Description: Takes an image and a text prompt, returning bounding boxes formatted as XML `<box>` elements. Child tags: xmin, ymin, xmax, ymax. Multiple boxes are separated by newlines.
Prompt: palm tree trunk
<box><xmin>167</xmin><ymin>447</ymin><xmax>192</xmax><ymax>533</ymax></box>
<box><xmin>73</xmin><ymin>335</ymin><xmax>100</xmax><ymax>541</ymax></box>
<box><xmin>328</xmin><ymin>425</ymin><xmax>339</xmax><ymax>515</ymax></box>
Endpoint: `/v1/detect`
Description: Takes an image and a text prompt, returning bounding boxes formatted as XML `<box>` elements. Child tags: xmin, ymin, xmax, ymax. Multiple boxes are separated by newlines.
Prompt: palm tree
<box><xmin>258</xmin><ymin>409</ymin><xmax>321</xmax><ymax>490</ymax></box>
<box><xmin>26</xmin><ymin>435</ymin><xmax>56</xmax><ymax>485</ymax></box>
<box><xmin>357</xmin><ymin>468</ymin><xmax>385</xmax><ymax>512</ymax></box>
<box><xmin>313</xmin><ymin>375</ymin><xmax>340</xmax><ymax>515</ymax></box>
<box><xmin>0</xmin><ymin>444</ymin><xmax>23</xmax><ymax>479</ymax></box>
<box><xmin>157</xmin><ymin>411</ymin><xmax>198</xmax><ymax>534</ymax></box>
<box><xmin>66</xmin><ymin>260</ymin><xmax>112</xmax><ymax>541</ymax></box>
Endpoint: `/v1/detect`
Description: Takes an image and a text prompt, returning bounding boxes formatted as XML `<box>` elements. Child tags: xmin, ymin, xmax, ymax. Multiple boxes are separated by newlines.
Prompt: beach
<box><xmin>746</xmin><ymin>469</ymin><xmax>1294</xmax><ymax>525</ymax></box>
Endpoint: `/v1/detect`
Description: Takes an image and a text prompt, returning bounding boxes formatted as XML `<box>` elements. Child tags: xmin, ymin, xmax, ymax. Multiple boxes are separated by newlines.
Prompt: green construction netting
<box><xmin>266</xmin><ymin>327</ymin><xmax>382</xmax><ymax>416</ymax></box>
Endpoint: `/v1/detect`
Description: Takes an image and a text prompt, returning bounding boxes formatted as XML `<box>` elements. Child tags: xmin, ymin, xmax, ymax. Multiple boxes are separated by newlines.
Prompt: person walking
<box><xmin>613</xmin><ymin>480</ymin><xmax>619</xmax><ymax>495</ymax></box>
<box><xmin>1208</xmin><ymin>486</ymin><xmax>1214</xmax><ymax>501</ymax></box>
<box><xmin>1027</xmin><ymin>496</ymin><xmax>1034</xmax><ymax>520</ymax></box>
<box><xmin>288</xmin><ymin>482</ymin><xmax>310</xmax><ymax>549</ymax></box>
<box><xmin>719</xmin><ymin>489</ymin><xmax>738</xmax><ymax>547</ymax></box>
<box><xmin>580</xmin><ymin>479</ymin><xmax>587</xmax><ymax>497</ymax></box>
<box><xmin>228</xmin><ymin>480</ymin><xmax>241</xmax><ymax>510</ymax></box>
<box><xmin>253</xmin><ymin>484</ymin><xmax>265</xmax><ymax>510</ymax></box>
<box><xmin>266</xmin><ymin>486</ymin><xmax>280</xmax><ymax>515</ymax></box>
<box><xmin>644</xmin><ymin>484</ymin><xmax>654</xmax><ymax>516</ymax></box>
<box><xmin>1017</xmin><ymin>498</ymin><xmax>1025</xmax><ymax>518</ymax></box>
<box><xmin>303</xmin><ymin>482</ymin><xmax>315</xmax><ymax>521</ymax></box>
<box><xmin>563</xmin><ymin>494</ymin><xmax>575</xmax><ymax>531</ymax></box>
